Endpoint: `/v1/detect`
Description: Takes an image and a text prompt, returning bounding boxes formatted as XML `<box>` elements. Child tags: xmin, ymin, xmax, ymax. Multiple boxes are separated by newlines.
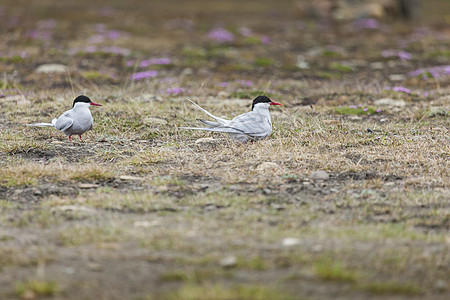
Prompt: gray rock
<box><xmin>309</xmin><ymin>170</ymin><xmax>329</xmax><ymax>181</ymax></box>
<box><xmin>256</xmin><ymin>162</ymin><xmax>281</xmax><ymax>172</ymax></box>
<box><xmin>374</xmin><ymin>98</ymin><xmax>406</xmax><ymax>107</ymax></box>
<box><xmin>195</xmin><ymin>137</ymin><xmax>216</xmax><ymax>144</ymax></box>
<box><xmin>389</xmin><ymin>74</ymin><xmax>406</xmax><ymax>81</ymax></box>
<box><xmin>78</xmin><ymin>183</ymin><xmax>100</xmax><ymax>189</ymax></box>
<box><xmin>220</xmin><ymin>256</ymin><xmax>237</xmax><ymax>268</ymax></box>
<box><xmin>119</xmin><ymin>175</ymin><xmax>143</xmax><ymax>181</ymax></box>
<box><xmin>282</xmin><ymin>238</ymin><xmax>301</xmax><ymax>247</ymax></box>
<box><xmin>36</xmin><ymin>64</ymin><xmax>68</xmax><ymax>73</ymax></box>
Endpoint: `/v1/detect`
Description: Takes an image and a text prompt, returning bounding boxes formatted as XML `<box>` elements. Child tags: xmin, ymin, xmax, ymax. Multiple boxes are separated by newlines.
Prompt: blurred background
<box><xmin>0</xmin><ymin>0</ymin><xmax>449</xmax><ymax>96</ymax></box>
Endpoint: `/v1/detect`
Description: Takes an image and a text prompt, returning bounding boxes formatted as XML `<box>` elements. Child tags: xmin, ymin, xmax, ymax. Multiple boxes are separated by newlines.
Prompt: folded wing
<box><xmin>54</xmin><ymin>113</ymin><xmax>74</xmax><ymax>132</ymax></box>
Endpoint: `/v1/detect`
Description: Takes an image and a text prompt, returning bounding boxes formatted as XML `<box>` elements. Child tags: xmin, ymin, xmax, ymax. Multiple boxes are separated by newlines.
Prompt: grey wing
<box><xmin>228</xmin><ymin>113</ymin><xmax>271</xmax><ymax>135</ymax></box>
<box><xmin>54</xmin><ymin>113</ymin><xmax>74</xmax><ymax>131</ymax></box>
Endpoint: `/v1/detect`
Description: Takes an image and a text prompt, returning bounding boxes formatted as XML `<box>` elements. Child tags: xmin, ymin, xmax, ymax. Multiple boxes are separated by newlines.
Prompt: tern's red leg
<box><xmin>69</xmin><ymin>136</ymin><xmax>72</xmax><ymax>142</ymax></box>
<box><xmin>79</xmin><ymin>135</ymin><xmax>82</xmax><ymax>141</ymax></box>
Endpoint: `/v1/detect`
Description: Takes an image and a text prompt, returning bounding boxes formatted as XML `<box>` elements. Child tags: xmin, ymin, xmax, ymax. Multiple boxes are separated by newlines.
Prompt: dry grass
<box><xmin>0</xmin><ymin>0</ymin><xmax>449</xmax><ymax>299</ymax></box>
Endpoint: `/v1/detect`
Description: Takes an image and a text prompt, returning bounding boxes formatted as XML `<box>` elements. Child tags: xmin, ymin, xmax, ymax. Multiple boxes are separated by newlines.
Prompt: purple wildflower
<box><xmin>28</xmin><ymin>29</ymin><xmax>52</xmax><ymax>40</ymax></box>
<box><xmin>422</xmin><ymin>91</ymin><xmax>429</xmax><ymax>97</ymax></box>
<box><xmin>106</xmin><ymin>30</ymin><xmax>120</xmax><ymax>39</ymax></box>
<box><xmin>408</xmin><ymin>65</ymin><xmax>450</xmax><ymax>78</ymax></box>
<box><xmin>217</xmin><ymin>82</ymin><xmax>229</xmax><ymax>87</ymax></box>
<box><xmin>236</xmin><ymin>80</ymin><xmax>253</xmax><ymax>87</ymax></box>
<box><xmin>363</xmin><ymin>108</ymin><xmax>369</xmax><ymax>112</ymax></box>
<box><xmin>260</xmin><ymin>36</ymin><xmax>271</xmax><ymax>44</ymax></box>
<box><xmin>376</xmin><ymin>109</ymin><xmax>382</xmax><ymax>113</ymax></box>
<box><xmin>349</xmin><ymin>105</ymin><xmax>357</xmax><ymax>109</ymax></box>
<box><xmin>130</xmin><ymin>70</ymin><xmax>158</xmax><ymax>81</ymax></box>
<box><xmin>37</xmin><ymin>19</ymin><xmax>57</xmax><ymax>29</ymax></box>
<box><xmin>353</xmin><ymin>18</ymin><xmax>378</xmax><ymax>30</ymax></box>
<box><xmin>139</xmin><ymin>58</ymin><xmax>171</xmax><ymax>67</ymax></box>
<box><xmin>208</xmin><ymin>28</ymin><xmax>235</xmax><ymax>43</ymax></box>
<box><xmin>166</xmin><ymin>87</ymin><xmax>185</xmax><ymax>95</ymax></box>
<box><xmin>382</xmin><ymin>49</ymin><xmax>412</xmax><ymax>61</ymax></box>
<box><xmin>391</xmin><ymin>86</ymin><xmax>411</xmax><ymax>94</ymax></box>
<box><xmin>69</xmin><ymin>46</ymin><xmax>131</xmax><ymax>56</ymax></box>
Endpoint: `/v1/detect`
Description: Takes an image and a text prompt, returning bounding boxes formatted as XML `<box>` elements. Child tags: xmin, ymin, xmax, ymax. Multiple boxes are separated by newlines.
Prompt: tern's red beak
<box><xmin>90</xmin><ymin>102</ymin><xmax>102</xmax><ymax>106</ymax></box>
<box><xmin>270</xmin><ymin>102</ymin><xmax>282</xmax><ymax>106</ymax></box>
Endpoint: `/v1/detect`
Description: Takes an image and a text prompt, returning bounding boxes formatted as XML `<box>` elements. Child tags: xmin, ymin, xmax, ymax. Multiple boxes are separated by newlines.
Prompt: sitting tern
<box><xmin>181</xmin><ymin>96</ymin><xmax>281</xmax><ymax>142</ymax></box>
<box><xmin>27</xmin><ymin>95</ymin><xmax>102</xmax><ymax>141</ymax></box>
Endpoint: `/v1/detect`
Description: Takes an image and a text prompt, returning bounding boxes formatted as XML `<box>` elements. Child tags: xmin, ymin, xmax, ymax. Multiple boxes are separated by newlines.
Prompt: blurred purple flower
<box><xmin>236</xmin><ymin>80</ymin><xmax>253</xmax><ymax>87</ymax></box>
<box><xmin>208</xmin><ymin>28</ymin><xmax>235</xmax><ymax>43</ymax></box>
<box><xmin>37</xmin><ymin>19</ymin><xmax>57</xmax><ymax>29</ymax></box>
<box><xmin>422</xmin><ymin>91</ymin><xmax>429</xmax><ymax>97</ymax></box>
<box><xmin>130</xmin><ymin>70</ymin><xmax>158</xmax><ymax>81</ymax></box>
<box><xmin>28</xmin><ymin>29</ymin><xmax>52</xmax><ymax>40</ymax></box>
<box><xmin>88</xmin><ymin>28</ymin><xmax>129</xmax><ymax>43</ymax></box>
<box><xmin>363</xmin><ymin>108</ymin><xmax>369</xmax><ymax>112</ymax></box>
<box><xmin>349</xmin><ymin>105</ymin><xmax>357</xmax><ymax>109</ymax></box>
<box><xmin>69</xmin><ymin>46</ymin><xmax>130</xmax><ymax>56</ymax></box>
<box><xmin>376</xmin><ymin>109</ymin><xmax>382</xmax><ymax>113</ymax></box>
<box><xmin>139</xmin><ymin>58</ymin><xmax>171</xmax><ymax>67</ymax></box>
<box><xmin>261</xmin><ymin>36</ymin><xmax>271</xmax><ymax>44</ymax></box>
<box><xmin>166</xmin><ymin>87</ymin><xmax>185</xmax><ymax>95</ymax></box>
<box><xmin>353</xmin><ymin>18</ymin><xmax>378</xmax><ymax>30</ymax></box>
<box><xmin>382</xmin><ymin>49</ymin><xmax>412</xmax><ymax>61</ymax></box>
<box><xmin>107</xmin><ymin>30</ymin><xmax>122</xmax><ymax>39</ymax></box>
<box><xmin>217</xmin><ymin>82</ymin><xmax>229</xmax><ymax>87</ymax></box>
<box><xmin>408</xmin><ymin>65</ymin><xmax>450</xmax><ymax>79</ymax></box>
<box><xmin>390</xmin><ymin>86</ymin><xmax>411</xmax><ymax>94</ymax></box>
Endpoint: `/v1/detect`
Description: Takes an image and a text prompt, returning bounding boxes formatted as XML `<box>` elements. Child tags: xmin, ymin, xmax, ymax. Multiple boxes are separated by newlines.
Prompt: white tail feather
<box><xmin>26</xmin><ymin>122</ymin><xmax>54</xmax><ymax>127</ymax></box>
<box><xmin>187</xmin><ymin>99</ymin><xmax>228</xmax><ymax>125</ymax></box>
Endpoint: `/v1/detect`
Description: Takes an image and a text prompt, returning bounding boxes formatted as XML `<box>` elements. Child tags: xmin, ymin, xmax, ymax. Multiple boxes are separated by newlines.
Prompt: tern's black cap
<box><xmin>251</xmin><ymin>95</ymin><xmax>272</xmax><ymax>110</ymax></box>
<box><xmin>73</xmin><ymin>95</ymin><xmax>92</xmax><ymax>107</ymax></box>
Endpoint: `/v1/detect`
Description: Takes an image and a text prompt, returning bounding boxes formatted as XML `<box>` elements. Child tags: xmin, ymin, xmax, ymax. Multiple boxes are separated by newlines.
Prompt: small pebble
<box><xmin>220</xmin><ymin>256</ymin><xmax>237</xmax><ymax>268</ymax></box>
<box><xmin>282</xmin><ymin>238</ymin><xmax>301</xmax><ymax>247</ymax></box>
<box><xmin>309</xmin><ymin>170</ymin><xmax>329</xmax><ymax>181</ymax></box>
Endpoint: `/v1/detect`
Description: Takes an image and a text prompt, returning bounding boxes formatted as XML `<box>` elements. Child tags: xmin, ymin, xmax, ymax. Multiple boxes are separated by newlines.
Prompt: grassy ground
<box><xmin>0</xmin><ymin>0</ymin><xmax>449</xmax><ymax>299</ymax></box>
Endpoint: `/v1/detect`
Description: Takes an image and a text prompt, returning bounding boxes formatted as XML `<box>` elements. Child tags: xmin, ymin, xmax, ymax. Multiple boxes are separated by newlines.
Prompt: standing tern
<box><xmin>27</xmin><ymin>95</ymin><xmax>102</xmax><ymax>141</ymax></box>
<box><xmin>181</xmin><ymin>96</ymin><xmax>281</xmax><ymax>142</ymax></box>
